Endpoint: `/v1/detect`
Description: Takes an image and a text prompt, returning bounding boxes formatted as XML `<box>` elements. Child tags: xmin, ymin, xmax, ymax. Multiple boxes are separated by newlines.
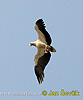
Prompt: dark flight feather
<box><xmin>36</xmin><ymin>19</ymin><xmax>52</xmax><ymax>45</ymax></box>
<box><xmin>35</xmin><ymin>52</ymin><xmax>51</xmax><ymax>84</ymax></box>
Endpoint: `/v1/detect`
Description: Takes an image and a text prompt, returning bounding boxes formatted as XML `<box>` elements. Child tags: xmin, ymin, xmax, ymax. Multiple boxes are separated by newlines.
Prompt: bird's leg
<box><xmin>44</xmin><ymin>45</ymin><xmax>48</xmax><ymax>53</ymax></box>
<box><xmin>44</xmin><ymin>45</ymin><xmax>51</xmax><ymax>53</ymax></box>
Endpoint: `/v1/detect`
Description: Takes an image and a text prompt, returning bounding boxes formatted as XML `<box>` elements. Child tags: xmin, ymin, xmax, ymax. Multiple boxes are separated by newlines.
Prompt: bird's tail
<box><xmin>50</xmin><ymin>46</ymin><xmax>56</xmax><ymax>52</ymax></box>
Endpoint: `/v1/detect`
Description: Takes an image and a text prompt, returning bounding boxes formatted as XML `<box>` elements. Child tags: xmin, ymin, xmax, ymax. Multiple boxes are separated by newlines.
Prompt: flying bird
<box><xmin>30</xmin><ymin>19</ymin><xmax>56</xmax><ymax>84</ymax></box>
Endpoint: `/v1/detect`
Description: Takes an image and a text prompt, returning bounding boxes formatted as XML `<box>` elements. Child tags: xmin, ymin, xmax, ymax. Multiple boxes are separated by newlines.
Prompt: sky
<box><xmin>0</xmin><ymin>0</ymin><xmax>83</xmax><ymax>100</ymax></box>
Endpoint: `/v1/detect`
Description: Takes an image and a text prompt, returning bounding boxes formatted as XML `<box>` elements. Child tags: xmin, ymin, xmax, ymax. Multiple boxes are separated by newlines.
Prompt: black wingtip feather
<box><xmin>35</xmin><ymin>19</ymin><xmax>52</xmax><ymax>45</ymax></box>
<box><xmin>36</xmin><ymin>19</ymin><xmax>46</xmax><ymax>29</ymax></box>
<box><xmin>35</xmin><ymin>65</ymin><xmax>44</xmax><ymax>84</ymax></box>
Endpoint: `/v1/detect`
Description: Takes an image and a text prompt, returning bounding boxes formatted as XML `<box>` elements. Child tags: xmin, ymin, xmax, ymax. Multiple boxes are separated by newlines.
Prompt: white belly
<box><xmin>35</xmin><ymin>40</ymin><xmax>46</xmax><ymax>48</ymax></box>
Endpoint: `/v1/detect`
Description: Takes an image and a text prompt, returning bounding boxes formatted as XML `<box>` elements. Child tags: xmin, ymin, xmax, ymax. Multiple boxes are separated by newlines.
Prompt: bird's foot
<box><xmin>44</xmin><ymin>45</ymin><xmax>50</xmax><ymax>53</ymax></box>
<box><xmin>44</xmin><ymin>49</ymin><xmax>49</xmax><ymax>53</ymax></box>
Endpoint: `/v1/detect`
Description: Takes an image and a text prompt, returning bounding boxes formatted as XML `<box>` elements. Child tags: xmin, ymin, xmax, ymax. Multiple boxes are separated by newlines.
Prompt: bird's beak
<box><xmin>29</xmin><ymin>43</ymin><xmax>32</xmax><ymax>46</ymax></box>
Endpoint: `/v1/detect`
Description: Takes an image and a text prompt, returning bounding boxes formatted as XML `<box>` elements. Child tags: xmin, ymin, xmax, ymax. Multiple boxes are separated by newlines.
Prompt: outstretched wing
<box><xmin>34</xmin><ymin>48</ymin><xmax>51</xmax><ymax>84</ymax></box>
<box><xmin>34</xmin><ymin>19</ymin><xmax>52</xmax><ymax>45</ymax></box>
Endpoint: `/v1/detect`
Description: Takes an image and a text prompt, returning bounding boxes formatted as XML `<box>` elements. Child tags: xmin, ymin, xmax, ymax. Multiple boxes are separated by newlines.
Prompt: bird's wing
<box><xmin>34</xmin><ymin>48</ymin><xmax>51</xmax><ymax>84</ymax></box>
<box><xmin>34</xmin><ymin>19</ymin><xmax>52</xmax><ymax>45</ymax></box>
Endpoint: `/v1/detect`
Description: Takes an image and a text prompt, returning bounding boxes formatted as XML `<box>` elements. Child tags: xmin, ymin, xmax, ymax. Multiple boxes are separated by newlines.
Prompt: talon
<box><xmin>44</xmin><ymin>45</ymin><xmax>49</xmax><ymax>53</ymax></box>
<box><xmin>45</xmin><ymin>50</ymin><xmax>48</xmax><ymax>53</ymax></box>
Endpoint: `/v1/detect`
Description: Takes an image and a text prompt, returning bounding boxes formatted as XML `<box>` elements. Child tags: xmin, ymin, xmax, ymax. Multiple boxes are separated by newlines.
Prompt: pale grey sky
<box><xmin>0</xmin><ymin>0</ymin><xmax>83</xmax><ymax>100</ymax></box>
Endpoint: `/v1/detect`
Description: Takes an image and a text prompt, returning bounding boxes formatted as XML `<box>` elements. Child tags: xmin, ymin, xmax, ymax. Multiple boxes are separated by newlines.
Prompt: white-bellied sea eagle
<box><xmin>30</xmin><ymin>19</ymin><xmax>56</xmax><ymax>84</ymax></box>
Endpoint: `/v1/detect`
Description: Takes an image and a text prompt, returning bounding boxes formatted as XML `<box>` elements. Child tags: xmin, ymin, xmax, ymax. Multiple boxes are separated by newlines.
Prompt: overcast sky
<box><xmin>0</xmin><ymin>0</ymin><xmax>83</xmax><ymax>100</ymax></box>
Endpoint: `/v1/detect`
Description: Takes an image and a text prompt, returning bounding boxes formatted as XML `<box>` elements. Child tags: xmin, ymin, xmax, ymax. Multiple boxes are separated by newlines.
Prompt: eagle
<box><xmin>30</xmin><ymin>19</ymin><xmax>56</xmax><ymax>84</ymax></box>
